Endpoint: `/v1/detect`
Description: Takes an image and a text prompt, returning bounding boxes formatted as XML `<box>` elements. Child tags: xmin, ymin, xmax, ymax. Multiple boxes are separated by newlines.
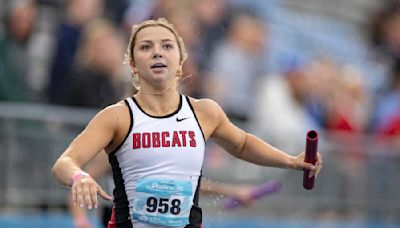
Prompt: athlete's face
<box><xmin>132</xmin><ymin>26</ymin><xmax>181</xmax><ymax>88</ymax></box>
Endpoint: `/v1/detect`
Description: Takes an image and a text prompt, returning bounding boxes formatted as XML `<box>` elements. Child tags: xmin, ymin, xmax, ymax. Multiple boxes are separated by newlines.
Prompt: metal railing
<box><xmin>0</xmin><ymin>102</ymin><xmax>97</xmax><ymax>206</ymax></box>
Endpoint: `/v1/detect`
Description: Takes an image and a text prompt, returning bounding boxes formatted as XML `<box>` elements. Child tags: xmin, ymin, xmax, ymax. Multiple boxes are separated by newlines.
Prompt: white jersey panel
<box><xmin>113</xmin><ymin>94</ymin><xmax>205</xmax><ymax>227</ymax></box>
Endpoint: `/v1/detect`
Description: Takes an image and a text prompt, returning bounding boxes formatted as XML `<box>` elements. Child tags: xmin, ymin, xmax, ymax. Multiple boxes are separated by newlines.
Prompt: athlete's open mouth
<box><xmin>150</xmin><ymin>63</ymin><xmax>167</xmax><ymax>68</ymax></box>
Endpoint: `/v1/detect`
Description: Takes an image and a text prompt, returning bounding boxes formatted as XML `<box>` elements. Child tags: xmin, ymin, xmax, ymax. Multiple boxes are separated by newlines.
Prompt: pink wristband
<box><xmin>71</xmin><ymin>171</ymin><xmax>89</xmax><ymax>185</ymax></box>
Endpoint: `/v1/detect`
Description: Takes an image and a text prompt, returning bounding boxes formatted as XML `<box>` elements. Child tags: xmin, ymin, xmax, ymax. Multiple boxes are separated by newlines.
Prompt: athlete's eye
<box><xmin>139</xmin><ymin>44</ymin><xmax>150</xmax><ymax>51</ymax></box>
<box><xmin>163</xmin><ymin>43</ymin><xmax>174</xmax><ymax>49</ymax></box>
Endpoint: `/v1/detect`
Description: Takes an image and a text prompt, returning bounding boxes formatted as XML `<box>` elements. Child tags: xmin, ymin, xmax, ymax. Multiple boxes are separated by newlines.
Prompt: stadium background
<box><xmin>0</xmin><ymin>0</ymin><xmax>399</xmax><ymax>227</ymax></box>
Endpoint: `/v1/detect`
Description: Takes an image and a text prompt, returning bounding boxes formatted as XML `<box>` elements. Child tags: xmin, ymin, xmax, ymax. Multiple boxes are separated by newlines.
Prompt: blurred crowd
<box><xmin>1</xmin><ymin>0</ymin><xmax>400</xmax><ymax>147</ymax></box>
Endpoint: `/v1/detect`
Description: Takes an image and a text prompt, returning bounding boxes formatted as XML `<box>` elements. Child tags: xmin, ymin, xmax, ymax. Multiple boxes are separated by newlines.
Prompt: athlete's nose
<box><xmin>153</xmin><ymin>53</ymin><xmax>162</xmax><ymax>59</ymax></box>
<box><xmin>153</xmin><ymin>45</ymin><xmax>163</xmax><ymax>59</ymax></box>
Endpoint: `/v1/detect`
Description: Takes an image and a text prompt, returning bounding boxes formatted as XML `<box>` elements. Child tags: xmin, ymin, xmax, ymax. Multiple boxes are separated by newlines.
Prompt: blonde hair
<box><xmin>125</xmin><ymin>18</ymin><xmax>188</xmax><ymax>90</ymax></box>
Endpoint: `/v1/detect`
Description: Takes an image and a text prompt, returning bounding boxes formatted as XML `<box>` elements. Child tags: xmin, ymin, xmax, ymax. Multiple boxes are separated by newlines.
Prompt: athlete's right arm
<box><xmin>52</xmin><ymin>104</ymin><xmax>125</xmax><ymax>208</ymax></box>
<box><xmin>68</xmin><ymin>152</ymin><xmax>111</xmax><ymax>228</ymax></box>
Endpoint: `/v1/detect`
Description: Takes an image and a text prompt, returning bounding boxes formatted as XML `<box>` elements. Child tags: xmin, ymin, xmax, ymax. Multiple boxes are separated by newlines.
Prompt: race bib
<box><xmin>131</xmin><ymin>179</ymin><xmax>193</xmax><ymax>227</ymax></box>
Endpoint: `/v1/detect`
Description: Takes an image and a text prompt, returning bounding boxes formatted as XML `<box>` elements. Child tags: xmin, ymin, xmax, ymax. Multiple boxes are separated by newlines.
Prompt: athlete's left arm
<box><xmin>208</xmin><ymin>101</ymin><xmax>322</xmax><ymax>175</ymax></box>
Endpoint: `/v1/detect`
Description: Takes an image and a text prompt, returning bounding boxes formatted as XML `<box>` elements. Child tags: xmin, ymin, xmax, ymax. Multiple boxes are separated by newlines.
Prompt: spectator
<box><xmin>204</xmin><ymin>9</ymin><xmax>268</xmax><ymax>128</ymax></box>
<box><xmin>0</xmin><ymin>0</ymin><xmax>37</xmax><ymax>101</ymax></box>
<box><xmin>253</xmin><ymin>51</ymin><xmax>318</xmax><ymax>152</ymax></box>
<box><xmin>47</xmin><ymin>0</ymin><xmax>103</xmax><ymax>104</ymax></box>
<box><xmin>59</xmin><ymin>19</ymin><xmax>130</xmax><ymax>108</ymax></box>
<box><xmin>374</xmin><ymin>59</ymin><xmax>400</xmax><ymax>139</ymax></box>
<box><xmin>192</xmin><ymin>0</ymin><xmax>229</xmax><ymax>71</ymax></box>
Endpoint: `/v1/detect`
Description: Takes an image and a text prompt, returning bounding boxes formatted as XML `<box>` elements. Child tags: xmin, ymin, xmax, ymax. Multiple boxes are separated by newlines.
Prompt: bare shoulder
<box><xmin>88</xmin><ymin>101</ymin><xmax>130</xmax><ymax>128</ymax></box>
<box><xmin>188</xmin><ymin>97</ymin><xmax>222</xmax><ymax>119</ymax></box>
<box><xmin>187</xmin><ymin>97</ymin><xmax>226</xmax><ymax>139</ymax></box>
<box><xmin>102</xmin><ymin>101</ymin><xmax>129</xmax><ymax>115</ymax></box>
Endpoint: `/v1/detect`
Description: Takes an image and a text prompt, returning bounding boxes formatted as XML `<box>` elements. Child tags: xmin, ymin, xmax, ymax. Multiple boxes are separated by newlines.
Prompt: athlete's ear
<box><xmin>177</xmin><ymin>64</ymin><xmax>183</xmax><ymax>77</ymax></box>
<box><xmin>131</xmin><ymin>62</ymin><xmax>138</xmax><ymax>75</ymax></box>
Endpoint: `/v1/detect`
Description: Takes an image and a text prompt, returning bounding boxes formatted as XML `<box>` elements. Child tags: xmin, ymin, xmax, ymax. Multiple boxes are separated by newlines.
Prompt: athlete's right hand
<box><xmin>72</xmin><ymin>174</ymin><xmax>113</xmax><ymax>209</ymax></box>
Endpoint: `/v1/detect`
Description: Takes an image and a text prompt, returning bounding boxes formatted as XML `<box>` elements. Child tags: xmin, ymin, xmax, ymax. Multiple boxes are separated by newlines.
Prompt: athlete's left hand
<box><xmin>291</xmin><ymin>151</ymin><xmax>323</xmax><ymax>177</ymax></box>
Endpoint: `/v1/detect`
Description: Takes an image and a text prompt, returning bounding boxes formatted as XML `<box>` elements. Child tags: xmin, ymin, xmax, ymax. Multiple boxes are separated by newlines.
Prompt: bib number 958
<box><xmin>146</xmin><ymin>197</ymin><xmax>181</xmax><ymax>215</ymax></box>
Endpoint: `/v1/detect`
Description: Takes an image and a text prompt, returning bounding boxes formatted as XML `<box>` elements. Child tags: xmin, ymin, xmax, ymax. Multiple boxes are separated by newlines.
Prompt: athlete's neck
<box><xmin>135</xmin><ymin>90</ymin><xmax>180</xmax><ymax>116</ymax></box>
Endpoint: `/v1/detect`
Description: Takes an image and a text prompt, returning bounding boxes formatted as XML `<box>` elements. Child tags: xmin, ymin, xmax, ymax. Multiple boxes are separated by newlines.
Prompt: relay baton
<box><xmin>223</xmin><ymin>180</ymin><xmax>282</xmax><ymax>209</ymax></box>
<box><xmin>303</xmin><ymin>130</ymin><xmax>319</xmax><ymax>190</ymax></box>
